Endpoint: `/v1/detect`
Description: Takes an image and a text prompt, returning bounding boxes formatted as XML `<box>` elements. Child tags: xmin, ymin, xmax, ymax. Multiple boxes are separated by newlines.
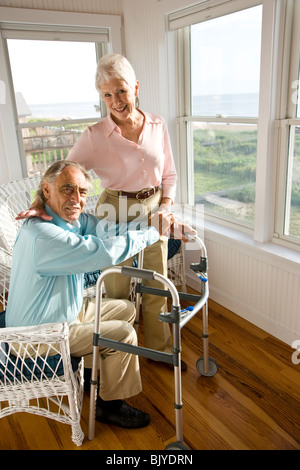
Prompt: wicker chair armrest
<box><xmin>0</xmin><ymin>321</ymin><xmax>68</xmax><ymax>344</ymax></box>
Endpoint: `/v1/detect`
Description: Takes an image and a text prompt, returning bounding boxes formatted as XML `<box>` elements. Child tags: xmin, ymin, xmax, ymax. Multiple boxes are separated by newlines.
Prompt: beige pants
<box><xmin>69</xmin><ymin>297</ymin><xmax>142</xmax><ymax>401</ymax></box>
<box><xmin>96</xmin><ymin>188</ymin><xmax>172</xmax><ymax>354</ymax></box>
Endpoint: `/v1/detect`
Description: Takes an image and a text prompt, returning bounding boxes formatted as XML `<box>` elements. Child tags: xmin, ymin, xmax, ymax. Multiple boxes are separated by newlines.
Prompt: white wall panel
<box><xmin>122</xmin><ymin>0</ymin><xmax>161</xmax><ymax>114</ymax></box>
<box><xmin>185</xmin><ymin>234</ymin><xmax>300</xmax><ymax>345</ymax></box>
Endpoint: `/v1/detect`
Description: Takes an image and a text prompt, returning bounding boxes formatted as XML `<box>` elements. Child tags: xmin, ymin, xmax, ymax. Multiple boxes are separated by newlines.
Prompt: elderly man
<box><xmin>6</xmin><ymin>160</ymin><xmax>176</xmax><ymax>429</ymax></box>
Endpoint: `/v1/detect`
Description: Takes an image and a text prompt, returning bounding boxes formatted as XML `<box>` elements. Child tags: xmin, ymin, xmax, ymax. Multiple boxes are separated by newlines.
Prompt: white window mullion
<box><xmin>0</xmin><ymin>34</ymin><xmax>25</xmax><ymax>181</ymax></box>
<box><xmin>176</xmin><ymin>27</ymin><xmax>192</xmax><ymax>205</ymax></box>
<box><xmin>254</xmin><ymin>0</ymin><xmax>281</xmax><ymax>243</ymax></box>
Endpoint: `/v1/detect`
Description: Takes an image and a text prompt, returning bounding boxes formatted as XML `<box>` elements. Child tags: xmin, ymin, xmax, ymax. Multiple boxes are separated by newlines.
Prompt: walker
<box><xmin>88</xmin><ymin>234</ymin><xmax>218</xmax><ymax>450</ymax></box>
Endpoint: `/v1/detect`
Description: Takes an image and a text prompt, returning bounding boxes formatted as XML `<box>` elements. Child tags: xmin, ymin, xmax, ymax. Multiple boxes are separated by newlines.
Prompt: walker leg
<box><xmin>88</xmin><ymin>345</ymin><xmax>100</xmax><ymax>440</ymax></box>
<box><xmin>173</xmin><ymin>323</ymin><xmax>183</xmax><ymax>443</ymax></box>
<box><xmin>165</xmin><ymin>322</ymin><xmax>189</xmax><ymax>450</ymax></box>
<box><xmin>134</xmin><ymin>250</ymin><xmax>144</xmax><ymax>332</ymax></box>
<box><xmin>196</xmin><ymin>302</ymin><xmax>218</xmax><ymax>377</ymax></box>
<box><xmin>202</xmin><ymin>302</ymin><xmax>210</xmax><ymax>374</ymax></box>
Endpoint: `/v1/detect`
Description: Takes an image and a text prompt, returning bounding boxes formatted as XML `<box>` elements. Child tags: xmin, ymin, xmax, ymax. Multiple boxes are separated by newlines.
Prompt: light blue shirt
<box><xmin>6</xmin><ymin>205</ymin><xmax>159</xmax><ymax>327</ymax></box>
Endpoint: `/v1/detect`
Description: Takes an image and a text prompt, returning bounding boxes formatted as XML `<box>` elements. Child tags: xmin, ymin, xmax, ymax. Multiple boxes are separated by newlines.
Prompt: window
<box><xmin>176</xmin><ymin>4</ymin><xmax>262</xmax><ymax>228</ymax></box>
<box><xmin>6</xmin><ymin>39</ymin><xmax>103</xmax><ymax>177</ymax></box>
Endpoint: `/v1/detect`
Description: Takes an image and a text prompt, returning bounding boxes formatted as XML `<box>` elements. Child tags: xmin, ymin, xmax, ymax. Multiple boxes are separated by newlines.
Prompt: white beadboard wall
<box><xmin>185</xmin><ymin>231</ymin><xmax>300</xmax><ymax>346</ymax></box>
<box><xmin>0</xmin><ymin>0</ymin><xmax>123</xmax><ymax>15</ymax></box>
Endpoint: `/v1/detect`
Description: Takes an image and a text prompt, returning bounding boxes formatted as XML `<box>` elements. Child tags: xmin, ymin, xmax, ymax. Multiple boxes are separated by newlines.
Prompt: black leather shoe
<box><xmin>96</xmin><ymin>400</ymin><xmax>150</xmax><ymax>429</ymax></box>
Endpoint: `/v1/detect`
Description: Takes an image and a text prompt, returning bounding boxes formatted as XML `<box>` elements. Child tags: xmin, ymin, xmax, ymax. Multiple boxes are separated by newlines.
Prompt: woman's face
<box><xmin>100</xmin><ymin>78</ymin><xmax>139</xmax><ymax>123</ymax></box>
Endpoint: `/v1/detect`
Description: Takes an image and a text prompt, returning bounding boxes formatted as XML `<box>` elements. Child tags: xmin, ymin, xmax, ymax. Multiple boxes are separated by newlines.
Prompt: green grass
<box><xmin>192</xmin><ymin>126</ymin><xmax>300</xmax><ymax>236</ymax></box>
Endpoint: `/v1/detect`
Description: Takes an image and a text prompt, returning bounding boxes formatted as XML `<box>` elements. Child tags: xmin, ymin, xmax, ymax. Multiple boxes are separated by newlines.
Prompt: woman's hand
<box><xmin>159</xmin><ymin>197</ymin><xmax>173</xmax><ymax>211</ymax></box>
<box><xmin>148</xmin><ymin>210</ymin><xmax>196</xmax><ymax>242</ymax></box>
<box><xmin>148</xmin><ymin>210</ymin><xmax>175</xmax><ymax>237</ymax></box>
<box><xmin>15</xmin><ymin>208</ymin><xmax>52</xmax><ymax>221</ymax></box>
<box><xmin>169</xmin><ymin>220</ymin><xmax>196</xmax><ymax>242</ymax></box>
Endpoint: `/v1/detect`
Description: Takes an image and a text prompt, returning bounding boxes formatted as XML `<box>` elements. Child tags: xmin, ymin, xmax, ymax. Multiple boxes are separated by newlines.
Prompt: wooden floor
<box><xmin>1</xmin><ymin>293</ymin><xmax>300</xmax><ymax>451</ymax></box>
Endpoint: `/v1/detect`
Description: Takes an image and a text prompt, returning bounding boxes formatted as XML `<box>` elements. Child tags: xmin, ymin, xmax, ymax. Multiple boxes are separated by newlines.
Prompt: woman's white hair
<box><xmin>95</xmin><ymin>53</ymin><xmax>137</xmax><ymax>93</ymax></box>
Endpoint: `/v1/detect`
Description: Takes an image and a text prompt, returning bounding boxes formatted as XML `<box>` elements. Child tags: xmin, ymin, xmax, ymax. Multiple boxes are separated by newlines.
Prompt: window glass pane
<box><xmin>284</xmin><ymin>126</ymin><xmax>300</xmax><ymax>240</ymax></box>
<box><xmin>193</xmin><ymin>122</ymin><xmax>257</xmax><ymax>226</ymax></box>
<box><xmin>8</xmin><ymin>39</ymin><xmax>100</xmax><ymax>119</ymax></box>
<box><xmin>7</xmin><ymin>39</ymin><xmax>101</xmax><ymax>176</ymax></box>
<box><xmin>191</xmin><ymin>6</ymin><xmax>262</xmax><ymax>117</ymax></box>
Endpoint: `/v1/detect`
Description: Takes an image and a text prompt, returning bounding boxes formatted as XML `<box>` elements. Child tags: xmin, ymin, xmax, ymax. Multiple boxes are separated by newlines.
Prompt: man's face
<box><xmin>43</xmin><ymin>166</ymin><xmax>88</xmax><ymax>223</ymax></box>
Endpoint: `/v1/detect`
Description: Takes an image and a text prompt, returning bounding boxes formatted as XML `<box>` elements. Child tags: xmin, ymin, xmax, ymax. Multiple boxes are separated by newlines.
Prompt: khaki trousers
<box><xmin>96</xmin><ymin>188</ymin><xmax>172</xmax><ymax>354</ymax></box>
<box><xmin>69</xmin><ymin>297</ymin><xmax>142</xmax><ymax>401</ymax></box>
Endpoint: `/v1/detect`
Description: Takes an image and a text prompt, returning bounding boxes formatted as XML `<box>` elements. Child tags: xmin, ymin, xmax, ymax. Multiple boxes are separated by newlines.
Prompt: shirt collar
<box><xmin>103</xmin><ymin>111</ymin><xmax>160</xmax><ymax>138</ymax></box>
<box><xmin>45</xmin><ymin>205</ymin><xmax>81</xmax><ymax>233</ymax></box>
<box><xmin>103</xmin><ymin>114</ymin><xmax>120</xmax><ymax>137</ymax></box>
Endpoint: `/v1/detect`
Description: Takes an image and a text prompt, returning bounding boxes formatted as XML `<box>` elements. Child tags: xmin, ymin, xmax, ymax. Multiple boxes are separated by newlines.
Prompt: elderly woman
<box><xmin>66</xmin><ymin>53</ymin><xmax>179</xmax><ymax>362</ymax></box>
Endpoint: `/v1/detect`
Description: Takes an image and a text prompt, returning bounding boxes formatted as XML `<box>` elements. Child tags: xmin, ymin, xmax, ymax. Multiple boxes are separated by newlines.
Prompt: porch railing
<box><xmin>18</xmin><ymin>118</ymin><xmax>100</xmax><ymax>177</ymax></box>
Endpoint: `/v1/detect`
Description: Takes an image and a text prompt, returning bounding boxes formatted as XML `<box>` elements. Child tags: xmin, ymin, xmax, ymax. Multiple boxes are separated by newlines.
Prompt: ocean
<box><xmin>193</xmin><ymin>93</ymin><xmax>259</xmax><ymax>117</ymax></box>
<box><xmin>28</xmin><ymin>93</ymin><xmax>259</xmax><ymax>119</ymax></box>
<box><xmin>28</xmin><ymin>101</ymin><xmax>100</xmax><ymax>119</ymax></box>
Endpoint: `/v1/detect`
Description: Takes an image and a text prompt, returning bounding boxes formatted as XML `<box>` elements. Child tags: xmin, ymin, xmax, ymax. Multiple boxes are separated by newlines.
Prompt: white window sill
<box><xmin>201</xmin><ymin>219</ymin><xmax>300</xmax><ymax>274</ymax></box>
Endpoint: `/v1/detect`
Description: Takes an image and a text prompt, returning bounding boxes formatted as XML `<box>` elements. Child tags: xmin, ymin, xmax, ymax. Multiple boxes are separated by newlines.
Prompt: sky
<box><xmin>7</xmin><ymin>40</ymin><xmax>99</xmax><ymax>105</ymax></box>
<box><xmin>191</xmin><ymin>5</ymin><xmax>262</xmax><ymax>96</ymax></box>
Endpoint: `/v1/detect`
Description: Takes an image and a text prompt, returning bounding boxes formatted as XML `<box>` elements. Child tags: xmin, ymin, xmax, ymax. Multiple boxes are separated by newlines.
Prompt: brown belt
<box><xmin>116</xmin><ymin>186</ymin><xmax>160</xmax><ymax>200</ymax></box>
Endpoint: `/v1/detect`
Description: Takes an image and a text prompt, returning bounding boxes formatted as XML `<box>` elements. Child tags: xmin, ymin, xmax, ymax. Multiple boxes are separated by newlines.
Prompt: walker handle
<box><xmin>185</xmin><ymin>232</ymin><xmax>207</xmax><ymax>258</ymax></box>
<box><xmin>121</xmin><ymin>266</ymin><xmax>156</xmax><ymax>281</ymax></box>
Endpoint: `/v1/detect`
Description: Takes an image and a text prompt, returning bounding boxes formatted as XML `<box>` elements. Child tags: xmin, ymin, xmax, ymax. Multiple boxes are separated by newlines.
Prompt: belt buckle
<box><xmin>136</xmin><ymin>189</ymin><xmax>151</xmax><ymax>200</ymax></box>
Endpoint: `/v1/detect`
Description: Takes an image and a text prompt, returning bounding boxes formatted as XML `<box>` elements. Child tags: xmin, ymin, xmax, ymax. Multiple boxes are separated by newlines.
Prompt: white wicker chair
<box><xmin>0</xmin><ymin>247</ymin><xmax>11</xmax><ymax>311</ymax></box>
<box><xmin>0</xmin><ymin>176</ymin><xmax>42</xmax><ymax>255</ymax></box>
<box><xmin>0</xmin><ymin>172</ymin><xmax>102</xmax><ymax>255</ymax></box>
<box><xmin>0</xmin><ymin>318</ymin><xmax>84</xmax><ymax>446</ymax></box>
<box><xmin>167</xmin><ymin>242</ymin><xmax>186</xmax><ymax>291</ymax></box>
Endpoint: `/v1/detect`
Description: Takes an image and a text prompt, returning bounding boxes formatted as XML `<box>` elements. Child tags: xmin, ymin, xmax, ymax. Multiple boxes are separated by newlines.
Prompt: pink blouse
<box><xmin>67</xmin><ymin>112</ymin><xmax>177</xmax><ymax>201</ymax></box>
